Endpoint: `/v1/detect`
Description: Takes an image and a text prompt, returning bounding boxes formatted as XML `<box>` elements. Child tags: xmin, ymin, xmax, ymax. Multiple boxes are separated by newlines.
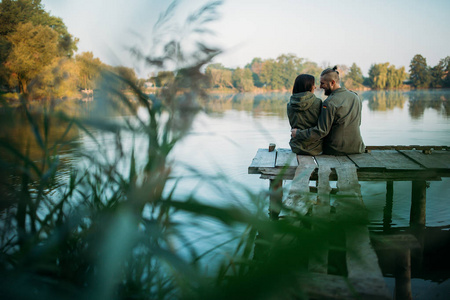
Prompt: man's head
<box><xmin>320</xmin><ymin>66</ymin><xmax>340</xmax><ymax>96</ymax></box>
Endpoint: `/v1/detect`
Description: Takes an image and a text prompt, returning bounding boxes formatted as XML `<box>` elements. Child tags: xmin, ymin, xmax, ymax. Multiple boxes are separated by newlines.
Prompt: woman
<box><xmin>287</xmin><ymin>74</ymin><xmax>323</xmax><ymax>155</ymax></box>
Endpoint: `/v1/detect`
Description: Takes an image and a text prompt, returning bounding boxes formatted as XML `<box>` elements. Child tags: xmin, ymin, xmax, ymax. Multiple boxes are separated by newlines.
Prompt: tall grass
<box><xmin>0</xmin><ymin>2</ymin><xmax>365</xmax><ymax>299</ymax></box>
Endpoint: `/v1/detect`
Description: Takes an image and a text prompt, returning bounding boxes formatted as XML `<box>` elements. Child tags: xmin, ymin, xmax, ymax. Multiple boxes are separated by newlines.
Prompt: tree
<box><xmin>0</xmin><ymin>0</ymin><xmax>78</xmax><ymax>92</ymax></box>
<box><xmin>75</xmin><ymin>51</ymin><xmax>104</xmax><ymax>90</ymax></box>
<box><xmin>368</xmin><ymin>63</ymin><xmax>406</xmax><ymax>89</ymax></box>
<box><xmin>430</xmin><ymin>59</ymin><xmax>446</xmax><ymax>88</ymax></box>
<box><xmin>154</xmin><ymin>71</ymin><xmax>175</xmax><ymax>87</ymax></box>
<box><xmin>246</xmin><ymin>58</ymin><xmax>263</xmax><ymax>87</ymax></box>
<box><xmin>113</xmin><ymin>66</ymin><xmax>139</xmax><ymax>90</ymax></box>
<box><xmin>276</xmin><ymin>53</ymin><xmax>303</xmax><ymax>89</ymax></box>
<box><xmin>442</xmin><ymin>56</ymin><xmax>450</xmax><ymax>88</ymax></box>
<box><xmin>232</xmin><ymin>67</ymin><xmax>253</xmax><ymax>92</ymax></box>
<box><xmin>299</xmin><ymin>60</ymin><xmax>322</xmax><ymax>81</ymax></box>
<box><xmin>410</xmin><ymin>54</ymin><xmax>431</xmax><ymax>88</ymax></box>
<box><xmin>386</xmin><ymin>65</ymin><xmax>397</xmax><ymax>88</ymax></box>
<box><xmin>205</xmin><ymin>63</ymin><xmax>233</xmax><ymax>88</ymax></box>
<box><xmin>368</xmin><ymin>63</ymin><xmax>389</xmax><ymax>89</ymax></box>
<box><xmin>5</xmin><ymin>22</ymin><xmax>59</xmax><ymax>94</ymax></box>
<box><xmin>392</xmin><ymin>66</ymin><xmax>406</xmax><ymax>88</ymax></box>
<box><xmin>260</xmin><ymin>59</ymin><xmax>283</xmax><ymax>90</ymax></box>
<box><xmin>28</xmin><ymin>57</ymin><xmax>79</xmax><ymax>99</ymax></box>
<box><xmin>347</xmin><ymin>63</ymin><xmax>364</xmax><ymax>84</ymax></box>
<box><xmin>0</xmin><ymin>0</ymin><xmax>45</xmax><ymax>36</ymax></box>
<box><xmin>0</xmin><ymin>0</ymin><xmax>78</xmax><ymax>56</ymax></box>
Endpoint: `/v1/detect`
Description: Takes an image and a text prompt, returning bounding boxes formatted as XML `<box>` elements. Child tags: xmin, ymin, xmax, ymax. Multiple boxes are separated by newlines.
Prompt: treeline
<box><xmin>202</xmin><ymin>57</ymin><xmax>410</xmax><ymax>91</ymax></box>
<box><xmin>0</xmin><ymin>0</ymin><xmax>142</xmax><ymax>100</ymax></box>
<box><xmin>150</xmin><ymin>53</ymin><xmax>450</xmax><ymax>92</ymax></box>
<box><xmin>2</xmin><ymin>1</ymin><xmax>448</xmax><ymax>99</ymax></box>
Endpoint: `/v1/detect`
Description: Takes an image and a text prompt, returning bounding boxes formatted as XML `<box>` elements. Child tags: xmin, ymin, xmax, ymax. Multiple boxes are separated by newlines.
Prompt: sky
<box><xmin>41</xmin><ymin>0</ymin><xmax>450</xmax><ymax>77</ymax></box>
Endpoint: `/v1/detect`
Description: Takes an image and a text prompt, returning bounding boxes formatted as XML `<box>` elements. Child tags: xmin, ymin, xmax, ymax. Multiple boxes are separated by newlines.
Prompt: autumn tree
<box><xmin>205</xmin><ymin>63</ymin><xmax>233</xmax><ymax>88</ymax></box>
<box><xmin>386</xmin><ymin>65</ymin><xmax>406</xmax><ymax>89</ymax></box>
<box><xmin>368</xmin><ymin>63</ymin><xmax>389</xmax><ymax>89</ymax></box>
<box><xmin>245</xmin><ymin>58</ymin><xmax>263</xmax><ymax>87</ymax></box>
<box><xmin>232</xmin><ymin>67</ymin><xmax>253</xmax><ymax>92</ymax></box>
<box><xmin>154</xmin><ymin>71</ymin><xmax>175</xmax><ymax>87</ymax></box>
<box><xmin>410</xmin><ymin>54</ymin><xmax>431</xmax><ymax>88</ymax></box>
<box><xmin>299</xmin><ymin>60</ymin><xmax>322</xmax><ymax>81</ymax></box>
<box><xmin>0</xmin><ymin>0</ymin><xmax>77</xmax><ymax>56</ymax></box>
<box><xmin>75</xmin><ymin>51</ymin><xmax>104</xmax><ymax>90</ymax></box>
<box><xmin>5</xmin><ymin>22</ymin><xmax>59</xmax><ymax>93</ymax></box>
<box><xmin>276</xmin><ymin>53</ymin><xmax>303</xmax><ymax>89</ymax></box>
<box><xmin>368</xmin><ymin>63</ymin><xmax>406</xmax><ymax>89</ymax></box>
<box><xmin>28</xmin><ymin>57</ymin><xmax>79</xmax><ymax>99</ymax></box>
<box><xmin>113</xmin><ymin>66</ymin><xmax>139</xmax><ymax>90</ymax></box>
<box><xmin>260</xmin><ymin>59</ymin><xmax>283</xmax><ymax>90</ymax></box>
<box><xmin>0</xmin><ymin>0</ymin><xmax>78</xmax><ymax>93</ymax></box>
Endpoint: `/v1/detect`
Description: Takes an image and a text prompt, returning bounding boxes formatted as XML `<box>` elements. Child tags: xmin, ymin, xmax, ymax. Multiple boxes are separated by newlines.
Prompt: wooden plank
<box><xmin>297</xmin><ymin>272</ymin><xmax>392</xmax><ymax>300</ymax></box>
<box><xmin>260</xmin><ymin>169</ymin><xmax>441</xmax><ymax>181</ymax></box>
<box><xmin>370</xmin><ymin>234</ymin><xmax>421</xmax><ymax>251</ymax></box>
<box><xmin>334</xmin><ymin>164</ymin><xmax>365</xmax><ymax>220</ymax></box>
<box><xmin>317</xmin><ymin>164</ymin><xmax>332</xmax><ymax>206</ymax></box>
<box><xmin>348</xmin><ymin>152</ymin><xmax>387</xmax><ymax>169</ymax></box>
<box><xmin>335</xmin><ymin>164</ymin><xmax>361</xmax><ymax>197</ymax></box>
<box><xmin>399</xmin><ymin>150</ymin><xmax>450</xmax><ymax>170</ymax></box>
<box><xmin>370</xmin><ymin>150</ymin><xmax>423</xmax><ymax>170</ymax></box>
<box><xmin>309</xmin><ymin>155</ymin><xmax>331</xmax><ymax>274</ymax></box>
<box><xmin>345</xmin><ymin>226</ymin><xmax>391</xmax><ymax>300</ymax></box>
<box><xmin>335</xmin><ymin>155</ymin><xmax>356</xmax><ymax>166</ymax></box>
<box><xmin>284</xmin><ymin>156</ymin><xmax>317</xmax><ymax>215</ymax></box>
<box><xmin>315</xmin><ymin>155</ymin><xmax>341</xmax><ymax>168</ymax></box>
<box><xmin>288</xmin><ymin>164</ymin><xmax>316</xmax><ymax>197</ymax></box>
<box><xmin>275</xmin><ymin>148</ymin><xmax>298</xmax><ymax>168</ymax></box>
<box><xmin>366</xmin><ymin>145</ymin><xmax>449</xmax><ymax>151</ymax></box>
<box><xmin>309</xmin><ymin>162</ymin><xmax>331</xmax><ymax>273</ymax></box>
<box><xmin>248</xmin><ymin>148</ymin><xmax>276</xmax><ymax>174</ymax></box>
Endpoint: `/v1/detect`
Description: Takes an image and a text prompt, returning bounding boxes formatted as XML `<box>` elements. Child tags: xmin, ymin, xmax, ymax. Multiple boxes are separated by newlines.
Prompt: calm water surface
<box><xmin>6</xmin><ymin>89</ymin><xmax>450</xmax><ymax>297</ymax></box>
<box><xmin>165</xmin><ymin>89</ymin><xmax>450</xmax><ymax>298</ymax></box>
<box><xmin>170</xmin><ymin>90</ymin><xmax>450</xmax><ymax>226</ymax></box>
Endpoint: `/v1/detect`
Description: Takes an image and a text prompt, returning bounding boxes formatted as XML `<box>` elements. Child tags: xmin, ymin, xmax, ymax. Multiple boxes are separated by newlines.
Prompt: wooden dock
<box><xmin>249</xmin><ymin>145</ymin><xmax>450</xmax><ymax>224</ymax></box>
<box><xmin>248</xmin><ymin>145</ymin><xmax>450</xmax><ymax>300</ymax></box>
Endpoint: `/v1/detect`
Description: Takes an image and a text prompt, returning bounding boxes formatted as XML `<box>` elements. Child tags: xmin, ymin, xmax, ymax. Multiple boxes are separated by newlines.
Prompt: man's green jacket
<box><xmin>295</xmin><ymin>87</ymin><xmax>365</xmax><ymax>155</ymax></box>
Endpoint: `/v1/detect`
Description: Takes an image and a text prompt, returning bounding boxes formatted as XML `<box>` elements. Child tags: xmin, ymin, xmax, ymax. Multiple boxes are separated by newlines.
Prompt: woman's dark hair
<box><xmin>292</xmin><ymin>74</ymin><xmax>315</xmax><ymax>94</ymax></box>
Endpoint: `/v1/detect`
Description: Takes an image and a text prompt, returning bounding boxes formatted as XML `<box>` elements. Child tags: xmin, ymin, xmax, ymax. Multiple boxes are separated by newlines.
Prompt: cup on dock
<box><xmin>269</xmin><ymin>143</ymin><xmax>276</xmax><ymax>152</ymax></box>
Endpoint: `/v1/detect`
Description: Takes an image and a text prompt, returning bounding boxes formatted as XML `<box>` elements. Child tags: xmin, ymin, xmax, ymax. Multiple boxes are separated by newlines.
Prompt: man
<box><xmin>291</xmin><ymin>66</ymin><xmax>365</xmax><ymax>155</ymax></box>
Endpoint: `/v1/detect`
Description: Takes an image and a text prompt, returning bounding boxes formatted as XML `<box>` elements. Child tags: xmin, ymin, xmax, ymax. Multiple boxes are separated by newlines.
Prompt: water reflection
<box><xmin>205</xmin><ymin>90</ymin><xmax>450</xmax><ymax>119</ymax></box>
<box><xmin>360</xmin><ymin>90</ymin><xmax>406</xmax><ymax>111</ymax></box>
<box><xmin>0</xmin><ymin>102</ymin><xmax>81</xmax><ymax>162</ymax></box>
<box><xmin>406</xmin><ymin>90</ymin><xmax>450</xmax><ymax>118</ymax></box>
<box><xmin>206</xmin><ymin>92</ymin><xmax>290</xmax><ymax>117</ymax></box>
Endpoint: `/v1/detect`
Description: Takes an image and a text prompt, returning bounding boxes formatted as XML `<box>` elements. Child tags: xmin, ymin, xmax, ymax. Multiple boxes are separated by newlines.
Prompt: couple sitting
<box><xmin>288</xmin><ymin>66</ymin><xmax>365</xmax><ymax>156</ymax></box>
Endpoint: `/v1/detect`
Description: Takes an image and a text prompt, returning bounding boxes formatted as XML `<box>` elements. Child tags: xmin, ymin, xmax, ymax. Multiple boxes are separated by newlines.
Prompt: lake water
<box><xmin>169</xmin><ymin>89</ymin><xmax>450</xmax><ymax>227</ymax></box>
<box><xmin>166</xmin><ymin>89</ymin><xmax>450</xmax><ymax>298</ymax></box>
<box><xmin>4</xmin><ymin>89</ymin><xmax>450</xmax><ymax>298</ymax></box>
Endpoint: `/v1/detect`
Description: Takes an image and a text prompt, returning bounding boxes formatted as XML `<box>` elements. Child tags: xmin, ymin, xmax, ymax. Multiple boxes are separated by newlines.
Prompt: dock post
<box><xmin>383</xmin><ymin>181</ymin><xmax>394</xmax><ymax>232</ymax></box>
<box><xmin>410</xmin><ymin>181</ymin><xmax>427</xmax><ymax>226</ymax></box>
<box><xmin>269</xmin><ymin>179</ymin><xmax>283</xmax><ymax>220</ymax></box>
<box><xmin>395</xmin><ymin>249</ymin><xmax>412</xmax><ymax>300</ymax></box>
<box><xmin>268</xmin><ymin>143</ymin><xmax>282</xmax><ymax>220</ymax></box>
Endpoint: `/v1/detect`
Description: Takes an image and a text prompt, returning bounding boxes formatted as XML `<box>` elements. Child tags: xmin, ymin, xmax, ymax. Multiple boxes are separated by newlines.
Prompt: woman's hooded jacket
<box><xmin>287</xmin><ymin>91</ymin><xmax>323</xmax><ymax>155</ymax></box>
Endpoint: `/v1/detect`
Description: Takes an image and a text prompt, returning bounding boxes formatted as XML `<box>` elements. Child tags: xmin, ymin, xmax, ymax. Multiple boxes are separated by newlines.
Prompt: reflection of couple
<box><xmin>288</xmin><ymin>66</ymin><xmax>365</xmax><ymax>156</ymax></box>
